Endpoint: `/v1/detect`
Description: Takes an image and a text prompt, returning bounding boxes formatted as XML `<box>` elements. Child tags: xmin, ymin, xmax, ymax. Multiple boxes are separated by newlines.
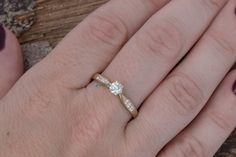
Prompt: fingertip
<box><xmin>0</xmin><ymin>26</ymin><xmax>23</xmax><ymax>98</ymax></box>
<box><xmin>1</xmin><ymin>26</ymin><xmax>23</xmax><ymax>72</ymax></box>
<box><xmin>4</xmin><ymin>26</ymin><xmax>22</xmax><ymax>59</ymax></box>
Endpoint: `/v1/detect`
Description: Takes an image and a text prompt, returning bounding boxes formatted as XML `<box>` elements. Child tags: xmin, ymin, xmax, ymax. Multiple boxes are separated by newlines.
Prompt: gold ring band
<box><xmin>93</xmin><ymin>74</ymin><xmax>138</xmax><ymax>118</ymax></box>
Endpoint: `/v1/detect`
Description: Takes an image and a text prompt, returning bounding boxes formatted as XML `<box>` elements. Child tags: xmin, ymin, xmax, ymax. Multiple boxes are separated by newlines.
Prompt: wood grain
<box><xmin>19</xmin><ymin>0</ymin><xmax>236</xmax><ymax>156</ymax></box>
<box><xmin>19</xmin><ymin>0</ymin><xmax>108</xmax><ymax>47</ymax></box>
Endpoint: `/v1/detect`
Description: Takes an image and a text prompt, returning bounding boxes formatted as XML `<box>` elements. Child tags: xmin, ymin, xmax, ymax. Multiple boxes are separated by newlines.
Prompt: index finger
<box><xmin>26</xmin><ymin>0</ymin><xmax>170</xmax><ymax>89</ymax></box>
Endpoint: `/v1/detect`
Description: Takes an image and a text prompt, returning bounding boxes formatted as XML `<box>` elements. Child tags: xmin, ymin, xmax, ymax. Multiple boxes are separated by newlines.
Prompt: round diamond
<box><xmin>109</xmin><ymin>81</ymin><xmax>123</xmax><ymax>95</ymax></box>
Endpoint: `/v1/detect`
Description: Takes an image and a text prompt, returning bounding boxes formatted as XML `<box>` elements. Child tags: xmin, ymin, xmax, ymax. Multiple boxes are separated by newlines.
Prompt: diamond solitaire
<box><xmin>109</xmin><ymin>81</ymin><xmax>124</xmax><ymax>95</ymax></box>
<box><xmin>93</xmin><ymin>73</ymin><xmax>138</xmax><ymax>118</ymax></box>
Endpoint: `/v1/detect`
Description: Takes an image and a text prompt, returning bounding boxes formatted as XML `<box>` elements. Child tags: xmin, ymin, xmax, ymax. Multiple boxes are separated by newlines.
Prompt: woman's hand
<box><xmin>0</xmin><ymin>0</ymin><xmax>236</xmax><ymax>156</ymax></box>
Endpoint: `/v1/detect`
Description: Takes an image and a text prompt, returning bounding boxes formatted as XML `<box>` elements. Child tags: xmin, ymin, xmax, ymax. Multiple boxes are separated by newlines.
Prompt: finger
<box><xmin>126</xmin><ymin>0</ymin><xmax>236</xmax><ymax>155</ymax></box>
<box><xmin>0</xmin><ymin>27</ymin><xmax>23</xmax><ymax>99</ymax></box>
<box><xmin>157</xmin><ymin>70</ymin><xmax>236</xmax><ymax>157</ymax></box>
<box><xmin>31</xmin><ymin>0</ymin><xmax>170</xmax><ymax>89</ymax></box>
<box><xmin>98</xmin><ymin>0</ymin><xmax>227</xmax><ymax>122</ymax></box>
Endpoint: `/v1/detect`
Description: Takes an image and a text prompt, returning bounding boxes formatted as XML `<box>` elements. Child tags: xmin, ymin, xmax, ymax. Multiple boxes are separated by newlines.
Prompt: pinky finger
<box><xmin>157</xmin><ymin>70</ymin><xmax>236</xmax><ymax>157</ymax></box>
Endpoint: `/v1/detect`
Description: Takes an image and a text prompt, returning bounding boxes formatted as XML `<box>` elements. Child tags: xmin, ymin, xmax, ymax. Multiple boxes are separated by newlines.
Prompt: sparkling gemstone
<box><xmin>109</xmin><ymin>81</ymin><xmax>123</xmax><ymax>95</ymax></box>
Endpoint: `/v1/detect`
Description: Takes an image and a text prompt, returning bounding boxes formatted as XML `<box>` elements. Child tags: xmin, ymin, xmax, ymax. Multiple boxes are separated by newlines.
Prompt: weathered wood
<box><xmin>19</xmin><ymin>0</ymin><xmax>236</xmax><ymax>156</ymax></box>
<box><xmin>19</xmin><ymin>0</ymin><xmax>108</xmax><ymax>47</ymax></box>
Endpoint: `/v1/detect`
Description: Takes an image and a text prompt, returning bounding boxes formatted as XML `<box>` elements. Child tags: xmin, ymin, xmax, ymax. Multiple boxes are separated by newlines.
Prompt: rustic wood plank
<box><xmin>19</xmin><ymin>0</ymin><xmax>108</xmax><ymax>47</ymax></box>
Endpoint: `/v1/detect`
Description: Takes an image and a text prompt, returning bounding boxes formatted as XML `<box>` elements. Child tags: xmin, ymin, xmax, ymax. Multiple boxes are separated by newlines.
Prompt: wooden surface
<box><xmin>19</xmin><ymin>0</ymin><xmax>236</xmax><ymax>156</ymax></box>
<box><xmin>19</xmin><ymin>0</ymin><xmax>108</xmax><ymax>47</ymax></box>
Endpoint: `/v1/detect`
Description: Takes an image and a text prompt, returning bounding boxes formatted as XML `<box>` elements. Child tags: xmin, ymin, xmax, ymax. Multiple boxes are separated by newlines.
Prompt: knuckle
<box><xmin>177</xmin><ymin>135</ymin><xmax>205</xmax><ymax>157</ymax></box>
<box><xmin>201</xmin><ymin>0</ymin><xmax>225</xmax><ymax>11</ymax></box>
<box><xmin>164</xmin><ymin>74</ymin><xmax>203</xmax><ymax>115</ymax></box>
<box><xmin>141</xmin><ymin>0</ymin><xmax>164</xmax><ymax>11</ymax></box>
<box><xmin>23</xmin><ymin>85</ymin><xmax>60</xmax><ymax>118</ymax></box>
<box><xmin>136</xmin><ymin>17</ymin><xmax>183</xmax><ymax>60</ymax></box>
<box><xmin>86</xmin><ymin>13</ymin><xmax>128</xmax><ymax>46</ymax></box>
<box><xmin>72</xmin><ymin>114</ymin><xmax>103</xmax><ymax>143</ymax></box>
<box><xmin>208</xmin><ymin>111</ymin><xmax>233</xmax><ymax>132</ymax></box>
<box><xmin>71</xmin><ymin>91</ymin><xmax>108</xmax><ymax>144</ymax></box>
<box><xmin>208</xmin><ymin>32</ymin><xmax>236</xmax><ymax>55</ymax></box>
<box><xmin>137</xmin><ymin>116</ymin><xmax>162</xmax><ymax>145</ymax></box>
<box><xmin>146</xmin><ymin>0</ymin><xmax>162</xmax><ymax>8</ymax></box>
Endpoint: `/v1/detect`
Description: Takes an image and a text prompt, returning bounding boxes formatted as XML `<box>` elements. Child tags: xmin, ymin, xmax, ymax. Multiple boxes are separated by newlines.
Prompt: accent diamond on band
<box><xmin>93</xmin><ymin>73</ymin><xmax>138</xmax><ymax>118</ymax></box>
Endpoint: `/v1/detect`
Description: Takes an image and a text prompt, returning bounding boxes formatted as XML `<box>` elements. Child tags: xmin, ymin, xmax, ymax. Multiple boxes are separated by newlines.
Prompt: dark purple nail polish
<box><xmin>0</xmin><ymin>25</ymin><xmax>6</xmax><ymax>51</ymax></box>
<box><xmin>233</xmin><ymin>80</ymin><xmax>236</xmax><ymax>95</ymax></box>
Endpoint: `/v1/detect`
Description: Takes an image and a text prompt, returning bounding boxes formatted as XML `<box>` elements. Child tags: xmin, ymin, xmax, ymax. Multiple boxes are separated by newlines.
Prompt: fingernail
<box><xmin>0</xmin><ymin>25</ymin><xmax>6</xmax><ymax>51</ymax></box>
<box><xmin>233</xmin><ymin>80</ymin><xmax>236</xmax><ymax>95</ymax></box>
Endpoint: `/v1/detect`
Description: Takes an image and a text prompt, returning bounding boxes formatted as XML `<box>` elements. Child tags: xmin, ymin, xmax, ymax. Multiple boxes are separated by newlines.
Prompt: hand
<box><xmin>0</xmin><ymin>0</ymin><xmax>236</xmax><ymax>156</ymax></box>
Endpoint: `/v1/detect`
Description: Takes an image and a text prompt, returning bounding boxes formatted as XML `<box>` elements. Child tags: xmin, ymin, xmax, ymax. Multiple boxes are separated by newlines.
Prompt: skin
<box><xmin>0</xmin><ymin>0</ymin><xmax>236</xmax><ymax>156</ymax></box>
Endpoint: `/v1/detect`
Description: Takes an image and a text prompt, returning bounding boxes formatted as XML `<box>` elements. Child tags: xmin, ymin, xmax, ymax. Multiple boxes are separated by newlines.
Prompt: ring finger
<box><xmin>90</xmin><ymin>0</ymin><xmax>228</xmax><ymax>123</ymax></box>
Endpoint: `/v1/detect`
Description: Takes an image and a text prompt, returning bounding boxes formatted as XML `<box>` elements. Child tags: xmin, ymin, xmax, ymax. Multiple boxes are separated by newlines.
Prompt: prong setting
<box><xmin>93</xmin><ymin>73</ymin><xmax>138</xmax><ymax>118</ymax></box>
<box><xmin>109</xmin><ymin>81</ymin><xmax>124</xmax><ymax>95</ymax></box>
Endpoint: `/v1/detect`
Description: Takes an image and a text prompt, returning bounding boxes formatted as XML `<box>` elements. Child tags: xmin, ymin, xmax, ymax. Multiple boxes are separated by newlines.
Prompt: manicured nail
<box><xmin>0</xmin><ymin>25</ymin><xmax>6</xmax><ymax>51</ymax></box>
<box><xmin>233</xmin><ymin>80</ymin><xmax>236</xmax><ymax>95</ymax></box>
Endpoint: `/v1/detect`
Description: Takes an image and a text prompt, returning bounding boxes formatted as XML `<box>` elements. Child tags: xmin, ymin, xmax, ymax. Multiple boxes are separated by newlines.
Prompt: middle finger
<box><xmin>127</xmin><ymin>0</ymin><xmax>236</xmax><ymax>156</ymax></box>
